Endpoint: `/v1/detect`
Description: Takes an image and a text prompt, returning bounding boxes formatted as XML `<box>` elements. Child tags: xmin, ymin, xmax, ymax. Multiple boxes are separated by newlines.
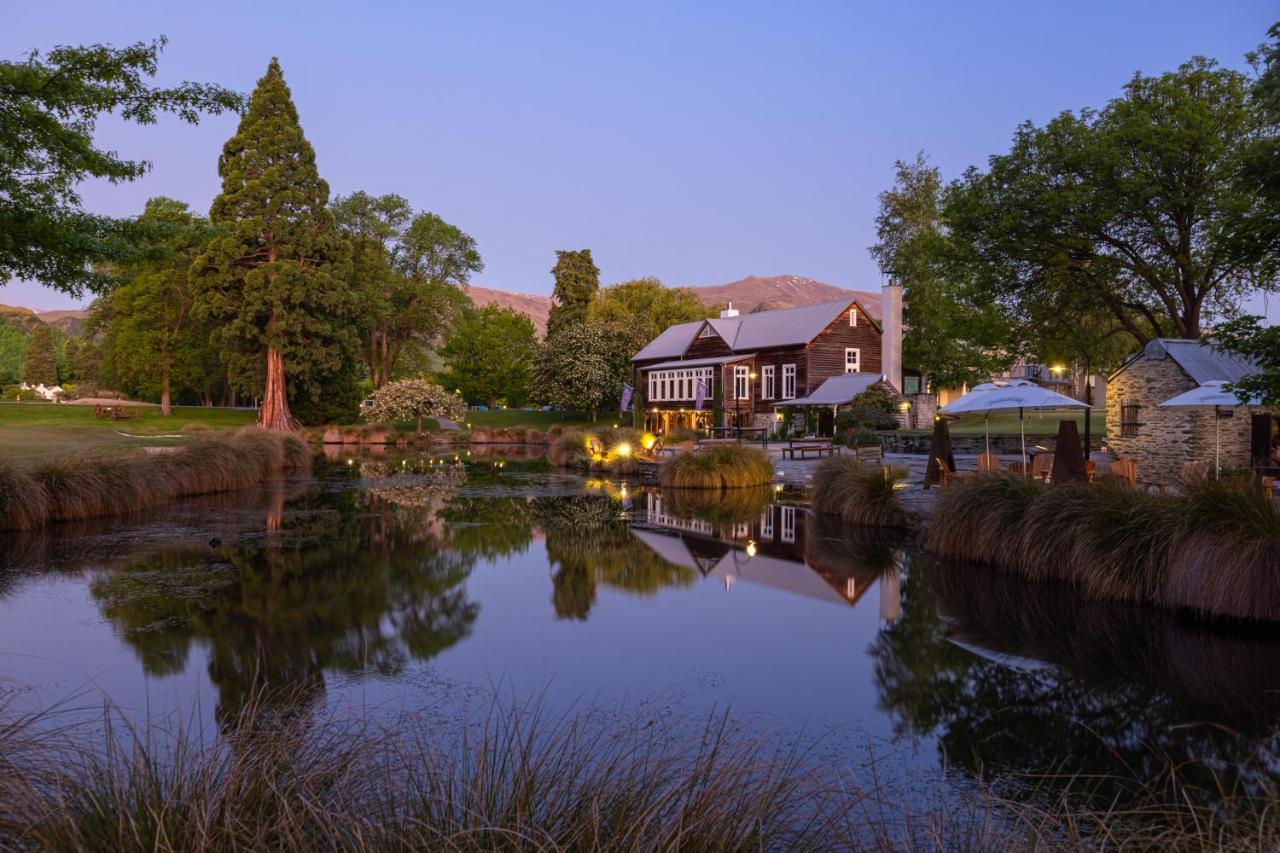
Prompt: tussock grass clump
<box><xmin>811</xmin><ymin>455</ymin><xmax>911</xmax><ymax>528</ymax></box>
<box><xmin>661</xmin><ymin>484</ymin><xmax>773</xmax><ymax>525</ymax></box>
<box><xmin>0</xmin><ymin>428</ymin><xmax>313</xmax><ymax>531</ymax></box>
<box><xmin>547</xmin><ymin>427</ymin><xmax>642</xmax><ymax>474</ymax></box>
<box><xmin>924</xmin><ymin>473</ymin><xmax>1280</xmax><ymax>620</ymax></box>
<box><xmin>0</xmin><ymin>693</ymin><xmax>866</xmax><ymax>852</ymax></box>
<box><xmin>658</xmin><ymin>445</ymin><xmax>774</xmax><ymax>489</ymax></box>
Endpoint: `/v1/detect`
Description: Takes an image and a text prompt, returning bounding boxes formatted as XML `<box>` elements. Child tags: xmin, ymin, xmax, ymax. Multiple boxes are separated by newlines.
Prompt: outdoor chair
<box><xmin>976</xmin><ymin>452</ymin><xmax>1000</xmax><ymax>473</ymax></box>
<box><xmin>1084</xmin><ymin>460</ymin><xmax>1096</xmax><ymax>482</ymax></box>
<box><xmin>1031</xmin><ymin>453</ymin><xmax>1055</xmax><ymax>483</ymax></box>
<box><xmin>933</xmin><ymin>456</ymin><xmax>973</xmax><ymax>487</ymax></box>
<box><xmin>1109</xmin><ymin>459</ymin><xmax>1139</xmax><ymax>487</ymax></box>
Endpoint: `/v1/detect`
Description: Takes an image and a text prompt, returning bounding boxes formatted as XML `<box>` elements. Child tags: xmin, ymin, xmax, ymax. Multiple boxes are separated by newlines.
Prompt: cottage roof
<box><xmin>1110</xmin><ymin>338</ymin><xmax>1256</xmax><ymax>385</ymax></box>
<box><xmin>779</xmin><ymin>372</ymin><xmax>894</xmax><ymax>406</ymax></box>
<box><xmin>637</xmin><ymin>354</ymin><xmax>748</xmax><ymax>371</ymax></box>
<box><xmin>632</xmin><ymin>298</ymin><xmax>876</xmax><ymax>362</ymax></box>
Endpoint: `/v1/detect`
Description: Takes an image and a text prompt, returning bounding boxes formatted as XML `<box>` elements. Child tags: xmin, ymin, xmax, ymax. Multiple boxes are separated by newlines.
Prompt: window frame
<box><xmin>761</xmin><ymin>365</ymin><xmax>775</xmax><ymax>400</ymax></box>
<box><xmin>1120</xmin><ymin>400</ymin><xmax>1142</xmax><ymax>437</ymax></box>
<box><xmin>734</xmin><ymin>365</ymin><xmax>751</xmax><ymax>401</ymax></box>
<box><xmin>849</xmin><ymin>307</ymin><xmax>858</xmax><ymax>327</ymax></box>
<box><xmin>782</xmin><ymin>364</ymin><xmax>796</xmax><ymax>400</ymax></box>
<box><xmin>844</xmin><ymin>348</ymin><xmax>860</xmax><ymax>374</ymax></box>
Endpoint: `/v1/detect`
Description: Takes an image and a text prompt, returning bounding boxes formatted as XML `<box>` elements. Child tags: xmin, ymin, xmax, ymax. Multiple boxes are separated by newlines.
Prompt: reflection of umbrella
<box><xmin>924</xmin><ymin>417</ymin><xmax>955</xmax><ymax>490</ymax></box>
<box><xmin>939</xmin><ymin>379</ymin><xmax>1091</xmax><ymax>477</ymax></box>
<box><xmin>1050</xmin><ymin>419</ymin><xmax>1086</xmax><ymax>484</ymax></box>
<box><xmin>1159</xmin><ymin>380</ymin><xmax>1261</xmax><ymax>478</ymax></box>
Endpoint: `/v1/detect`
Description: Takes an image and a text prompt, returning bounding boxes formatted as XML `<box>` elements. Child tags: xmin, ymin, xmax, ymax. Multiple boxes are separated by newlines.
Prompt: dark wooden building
<box><xmin>631</xmin><ymin>298</ymin><xmax>886</xmax><ymax>435</ymax></box>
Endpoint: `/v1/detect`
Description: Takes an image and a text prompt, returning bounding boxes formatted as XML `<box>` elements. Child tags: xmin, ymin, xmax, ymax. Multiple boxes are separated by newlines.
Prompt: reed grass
<box><xmin>811</xmin><ymin>455</ymin><xmax>911</xmax><ymax>528</ymax></box>
<box><xmin>0</xmin><ymin>428</ymin><xmax>312</xmax><ymax>531</ymax></box>
<box><xmin>924</xmin><ymin>473</ymin><xmax>1280</xmax><ymax>621</ymax></box>
<box><xmin>657</xmin><ymin>445</ymin><xmax>774</xmax><ymax>490</ymax></box>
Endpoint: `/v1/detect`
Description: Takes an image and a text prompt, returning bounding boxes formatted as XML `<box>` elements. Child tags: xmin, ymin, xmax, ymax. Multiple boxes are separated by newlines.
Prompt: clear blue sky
<box><xmin>4</xmin><ymin>0</ymin><xmax>1277</xmax><ymax>318</ymax></box>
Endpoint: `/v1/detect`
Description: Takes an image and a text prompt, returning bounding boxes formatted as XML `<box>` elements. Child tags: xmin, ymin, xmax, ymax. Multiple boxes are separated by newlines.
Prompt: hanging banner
<box><xmin>619</xmin><ymin>383</ymin><xmax>634</xmax><ymax>412</ymax></box>
<box><xmin>694</xmin><ymin>379</ymin><xmax>706</xmax><ymax>411</ymax></box>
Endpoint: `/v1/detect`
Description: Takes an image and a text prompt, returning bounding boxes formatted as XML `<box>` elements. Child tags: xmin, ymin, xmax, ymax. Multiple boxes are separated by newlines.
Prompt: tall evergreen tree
<box><xmin>22</xmin><ymin>324</ymin><xmax>57</xmax><ymax>386</ymax></box>
<box><xmin>546</xmin><ymin>249</ymin><xmax>600</xmax><ymax>339</ymax></box>
<box><xmin>194</xmin><ymin>59</ymin><xmax>352</xmax><ymax>432</ymax></box>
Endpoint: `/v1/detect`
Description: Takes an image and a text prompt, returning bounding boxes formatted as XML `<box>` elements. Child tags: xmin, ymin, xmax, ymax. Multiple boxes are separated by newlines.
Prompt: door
<box><xmin>1253</xmin><ymin>413</ymin><xmax>1275</xmax><ymax>466</ymax></box>
<box><xmin>818</xmin><ymin>409</ymin><xmax>834</xmax><ymax>437</ymax></box>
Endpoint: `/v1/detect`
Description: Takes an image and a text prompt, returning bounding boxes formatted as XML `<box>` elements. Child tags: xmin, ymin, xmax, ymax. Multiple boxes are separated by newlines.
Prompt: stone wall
<box><xmin>1106</xmin><ymin>354</ymin><xmax>1254</xmax><ymax>485</ymax></box>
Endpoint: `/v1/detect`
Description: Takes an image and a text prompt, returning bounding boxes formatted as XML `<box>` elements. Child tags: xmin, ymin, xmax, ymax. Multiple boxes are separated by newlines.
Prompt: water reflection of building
<box><xmin>634</xmin><ymin>492</ymin><xmax>902</xmax><ymax>619</ymax></box>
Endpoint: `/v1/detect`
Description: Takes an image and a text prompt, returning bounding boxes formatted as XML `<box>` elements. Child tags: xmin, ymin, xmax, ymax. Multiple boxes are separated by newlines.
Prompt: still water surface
<box><xmin>2</xmin><ymin>453</ymin><xmax>1279</xmax><ymax>800</ymax></box>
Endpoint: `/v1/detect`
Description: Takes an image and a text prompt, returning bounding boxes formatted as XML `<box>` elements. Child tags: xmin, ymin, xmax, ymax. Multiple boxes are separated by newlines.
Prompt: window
<box><xmin>734</xmin><ymin>365</ymin><xmax>750</xmax><ymax>400</ymax></box>
<box><xmin>781</xmin><ymin>506</ymin><xmax>796</xmax><ymax>543</ymax></box>
<box><xmin>845</xmin><ymin>348</ymin><xmax>860</xmax><ymax>374</ymax></box>
<box><xmin>645</xmin><ymin>367</ymin><xmax>716</xmax><ymax>406</ymax></box>
<box><xmin>759</xmin><ymin>508</ymin><xmax>773</xmax><ymax>541</ymax></box>
<box><xmin>849</xmin><ymin>307</ymin><xmax>858</xmax><ymax>327</ymax></box>
<box><xmin>904</xmin><ymin>375</ymin><xmax>921</xmax><ymax>396</ymax></box>
<box><xmin>782</xmin><ymin>364</ymin><xmax>796</xmax><ymax>399</ymax></box>
<box><xmin>1120</xmin><ymin>400</ymin><xmax>1142</xmax><ymax>437</ymax></box>
<box><xmin>761</xmin><ymin>365</ymin><xmax>775</xmax><ymax>400</ymax></box>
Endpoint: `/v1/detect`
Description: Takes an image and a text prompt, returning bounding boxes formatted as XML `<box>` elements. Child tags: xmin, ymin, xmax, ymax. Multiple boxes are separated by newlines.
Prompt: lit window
<box><xmin>845</xmin><ymin>348</ymin><xmax>860</xmax><ymax>374</ymax></box>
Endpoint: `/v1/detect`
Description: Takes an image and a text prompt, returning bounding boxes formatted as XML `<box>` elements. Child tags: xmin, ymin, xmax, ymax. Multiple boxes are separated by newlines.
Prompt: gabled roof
<box><xmin>632</xmin><ymin>298</ymin><xmax>877</xmax><ymax>362</ymax></box>
<box><xmin>780</xmin><ymin>372</ymin><xmax>896</xmax><ymax>407</ymax></box>
<box><xmin>1109</xmin><ymin>338</ymin><xmax>1257</xmax><ymax>385</ymax></box>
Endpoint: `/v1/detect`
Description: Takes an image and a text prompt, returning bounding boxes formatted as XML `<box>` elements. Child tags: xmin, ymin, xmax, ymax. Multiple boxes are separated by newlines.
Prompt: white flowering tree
<box><xmin>364</xmin><ymin>379</ymin><xmax>466</xmax><ymax>433</ymax></box>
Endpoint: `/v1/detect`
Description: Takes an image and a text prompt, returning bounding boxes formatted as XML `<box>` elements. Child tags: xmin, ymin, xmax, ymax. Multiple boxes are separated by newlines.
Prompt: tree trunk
<box><xmin>415</xmin><ymin>414</ymin><xmax>423</xmax><ymax>435</ymax></box>
<box><xmin>259</xmin><ymin>345</ymin><xmax>300</xmax><ymax>433</ymax></box>
<box><xmin>369</xmin><ymin>330</ymin><xmax>380</xmax><ymax>389</ymax></box>
<box><xmin>160</xmin><ymin>362</ymin><xmax>172</xmax><ymax>416</ymax></box>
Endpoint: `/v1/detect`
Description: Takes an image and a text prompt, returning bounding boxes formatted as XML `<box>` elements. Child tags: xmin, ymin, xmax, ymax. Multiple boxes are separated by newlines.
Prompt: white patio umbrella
<box><xmin>1158</xmin><ymin>380</ymin><xmax>1261</xmax><ymax>478</ymax></box>
<box><xmin>938</xmin><ymin>379</ymin><xmax>1091</xmax><ymax>476</ymax></box>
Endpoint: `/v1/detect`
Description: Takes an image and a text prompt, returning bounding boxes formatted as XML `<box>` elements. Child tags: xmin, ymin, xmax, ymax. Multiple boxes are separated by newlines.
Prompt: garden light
<box><xmin>745</xmin><ymin>540</ymin><xmax>757</xmax><ymax>558</ymax></box>
<box><xmin>641</xmin><ymin>433</ymin><xmax>657</xmax><ymax>450</ymax></box>
<box><xmin>614</xmin><ymin>442</ymin><xmax>632</xmax><ymax>458</ymax></box>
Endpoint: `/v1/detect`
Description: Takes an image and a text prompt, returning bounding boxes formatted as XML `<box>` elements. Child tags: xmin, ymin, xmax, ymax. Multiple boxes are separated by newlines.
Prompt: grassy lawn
<box><xmin>905</xmin><ymin>409</ymin><xmax>1106</xmax><ymax>437</ymax></box>
<box><xmin>0</xmin><ymin>402</ymin><xmax>257</xmax><ymax>462</ymax></box>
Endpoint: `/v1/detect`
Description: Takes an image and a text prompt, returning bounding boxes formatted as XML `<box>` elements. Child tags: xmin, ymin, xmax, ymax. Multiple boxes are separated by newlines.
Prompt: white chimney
<box><xmin>719</xmin><ymin>301</ymin><xmax>739</xmax><ymax>319</ymax></box>
<box><xmin>880</xmin><ymin>281</ymin><xmax>903</xmax><ymax>393</ymax></box>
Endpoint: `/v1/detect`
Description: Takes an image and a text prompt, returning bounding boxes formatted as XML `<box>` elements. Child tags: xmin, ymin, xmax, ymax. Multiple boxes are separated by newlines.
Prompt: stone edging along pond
<box><xmin>813</xmin><ymin>455</ymin><xmax>1280</xmax><ymax>624</ymax></box>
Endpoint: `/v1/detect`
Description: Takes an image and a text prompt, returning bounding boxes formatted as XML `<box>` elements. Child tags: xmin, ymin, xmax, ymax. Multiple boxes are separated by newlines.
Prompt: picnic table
<box><xmin>703</xmin><ymin>425</ymin><xmax>770</xmax><ymax>447</ymax></box>
<box><xmin>110</xmin><ymin>405</ymin><xmax>138</xmax><ymax>421</ymax></box>
<box><xmin>781</xmin><ymin>438</ymin><xmax>837</xmax><ymax>460</ymax></box>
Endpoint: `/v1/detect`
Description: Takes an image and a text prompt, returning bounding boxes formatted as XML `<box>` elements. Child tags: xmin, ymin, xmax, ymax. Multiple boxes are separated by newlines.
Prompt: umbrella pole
<box><xmin>1020</xmin><ymin>407</ymin><xmax>1027</xmax><ymax>480</ymax></box>
<box><xmin>1215</xmin><ymin>407</ymin><xmax>1220</xmax><ymax>479</ymax></box>
<box><xmin>985</xmin><ymin>414</ymin><xmax>990</xmax><ymax>458</ymax></box>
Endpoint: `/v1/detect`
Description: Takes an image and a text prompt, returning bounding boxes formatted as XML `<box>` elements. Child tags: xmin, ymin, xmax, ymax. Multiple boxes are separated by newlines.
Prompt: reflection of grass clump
<box><xmin>658</xmin><ymin>446</ymin><xmax>773</xmax><ymax>489</ymax></box>
<box><xmin>925</xmin><ymin>473</ymin><xmax>1280</xmax><ymax>621</ymax></box>
<box><xmin>811</xmin><ymin>455</ymin><xmax>910</xmax><ymax>528</ymax></box>
<box><xmin>661</xmin><ymin>485</ymin><xmax>773</xmax><ymax>526</ymax></box>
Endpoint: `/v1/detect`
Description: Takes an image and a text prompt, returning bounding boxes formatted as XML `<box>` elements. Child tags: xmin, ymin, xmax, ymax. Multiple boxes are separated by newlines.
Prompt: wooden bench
<box><xmin>782</xmin><ymin>443</ymin><xmax>836</xmax><ymax>460</ymax></box>
<box><xmin>850</xmin><ymin>443</ymin><xmax>884</xmax><ymax>463</ymax></box>
<box><xmin>111</xmin><ymin>405</ymin><xmax>138</xmax><ymax>421</ymax></box>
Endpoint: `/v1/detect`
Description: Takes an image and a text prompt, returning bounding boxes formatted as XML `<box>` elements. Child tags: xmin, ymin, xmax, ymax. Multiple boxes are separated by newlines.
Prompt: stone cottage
<box><xmin>1106</xmin><ymin>339</ymin><xmax>1273</xmax><ymax>485</ymax></box>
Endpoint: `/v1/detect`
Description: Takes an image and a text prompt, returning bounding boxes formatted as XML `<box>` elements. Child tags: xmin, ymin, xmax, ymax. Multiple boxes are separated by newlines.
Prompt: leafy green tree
<box><xmin>21</xmin><ymin>324</ymin><xmax>57</xmax><ymax>385</ymax></box>
<box><xmin>0</xmin><ymin>38</ymin><xmax>242</xmax><ymax>296</ymax></box>
<box><xmin>0</xmin><ymin>325</ymin><xmax>27</xmax><ymax>385</ymax></box>
<box><xmin>332</xmin><ymin>193</ymin><xmax>480</xmax><ymax>388</ymax></box>
<box><xmin>193</xmin><ymin>59</ymin><xmax>353</xmax><ymax>432</ymax></box>
<box><xmin>1211</xmin><ymin>316</ymin><xmax>1280</xmax><ymax>405</ymax></box>
<box><xmin>546</xmin><ymin>249</ymin><xmax>600</xmax><ymax>339</ymax></box>
<box><xmin>869</xmin><ymin>153</ymin><xmax>1017</xmax><ymax>388</ymax></box>
<box><xmin>94</xmin><ymin>198</ymin><xmax>215</xmax><ymax>414</ymax></box>
<box><xmin>441</xmin><ymin>305</ymin><xmax>537</xmax><ymax>407</ymax></box>
<box><xmin>945</xmin><ymin>58</ymin><xmax>1274</xmax><ymax>346</ymax></box>
<box><xmin>587</xmin><ymin>277</ymin><xmax>709</xmax><ymax>342</ymax></box>
<box><xmin>535</xmin><ymin>321</ymin><xmax>614</xmax><ymax>420</ymax></box>
<box><xmin>1228</xmin><ymin>25</ymin><xmax>1280</xmax><ymax>275</ymax></box>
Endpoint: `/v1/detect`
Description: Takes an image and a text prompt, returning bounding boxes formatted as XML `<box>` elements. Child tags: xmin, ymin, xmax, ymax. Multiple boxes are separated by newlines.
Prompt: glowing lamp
<box><xmin>898</xmin><ymin>401</ymin><xmax>911</xmax><ymax>412</ymax></box>
<box><xmin>615</xmin><ymin>442</ymin><xmax>632</xmax><ymax>458</ymax></box>
<box><xmin>745</xmin><ymin>540</ymin><xmax>758</xmax><ymax>558</ymax></box>
<box><xmin>640</xmin><ymin>433</ymin><xmax>657</xmax><ymax>450</ymax></box>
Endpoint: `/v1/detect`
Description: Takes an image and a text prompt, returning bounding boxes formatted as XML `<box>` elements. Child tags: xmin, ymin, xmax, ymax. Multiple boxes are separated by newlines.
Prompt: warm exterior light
<box><xmin>898</xmin><ymin>401</ymin><xmax>911</xmax><ymax>412</ymax></box>
<box><xmin>749</xmin><ymin>371</ymin><xmax>758</xmax><ymax>380</ymax></box>
<box><xmin>615</xmin><ymin>442</ymin><xmax>632</xmax><ymax>458</ymax></box>
<box><xmin>775</xmin><ymin>413</ymin><xmax>784</xmax><ymax>420</ymax></box>
<box><xmin>641</xmin><ymin>433</ymin><xmax>657</xmax><ymax>449</ymax></box>
<box><xmin>745</xmin><ymin>540</ymin><xmax>758</xmax><ymax>557</ymax></box>
<box><xmin>1050</xmin><ymin>364</ymin><xmax>1067</xmax><ymax>375</ymax></box>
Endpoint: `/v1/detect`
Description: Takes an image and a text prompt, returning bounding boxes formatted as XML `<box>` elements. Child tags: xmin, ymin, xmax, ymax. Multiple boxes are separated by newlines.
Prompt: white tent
<box><xmin>1158</xmin><ymin>380</ymin><xmax>1261</xmax><ymax>478</ymax></box>
<box><xmin>938</xmin><ymin>378</ymin><xmax>1091</xmax><ymax>474</ymax></box>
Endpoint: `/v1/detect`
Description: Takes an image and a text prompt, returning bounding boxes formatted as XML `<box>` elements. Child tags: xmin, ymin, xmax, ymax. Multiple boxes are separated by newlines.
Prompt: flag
<box><xmin>694</xmin><ymin>379</ymin><xmax>706</xmax><ymax>410</ymax></box>
<box><xmin>620</xmin><ymin>383</ymin><xmax>634</xmax><ymax>412</ymax></box>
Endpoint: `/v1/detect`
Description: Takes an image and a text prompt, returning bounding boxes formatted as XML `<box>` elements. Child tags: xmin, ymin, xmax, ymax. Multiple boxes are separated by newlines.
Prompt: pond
<box><xmin>2</xmin><ymin>451</ymin><xmax>1279</xmax><ymax>810</ymax></box>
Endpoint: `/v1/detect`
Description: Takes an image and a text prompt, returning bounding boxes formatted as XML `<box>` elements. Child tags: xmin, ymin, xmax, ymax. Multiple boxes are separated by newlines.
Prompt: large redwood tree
<box><xmin>195</xmin><ymin>58</ymin><xmax>352</xmax><ymax>431</ymax></box>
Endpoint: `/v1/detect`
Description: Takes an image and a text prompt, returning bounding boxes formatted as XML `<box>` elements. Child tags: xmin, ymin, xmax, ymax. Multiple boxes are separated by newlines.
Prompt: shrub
<box><xmin>364</xmin><ymin>380</ymin><xmax>465</xmax><ymax>433</ymax></box>
<box><xmin>811</xmin><ymin>455</ymin><xmax>911</xmax><ymax>528</ymax></box>
<box><xmin>658</xmin><ymin>445</ymin><xmax>773</xmax><ymax>489</ymax></box>
<box><xmin>923</xmin><ymin>473</ymin><xmax>1280</xmax><ymax>621</ymax></box>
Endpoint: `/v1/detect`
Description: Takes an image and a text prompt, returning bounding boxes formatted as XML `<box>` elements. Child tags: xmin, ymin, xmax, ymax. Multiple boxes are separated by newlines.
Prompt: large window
<box><xmin>761</xmin><ymin>365</ymin><xmax>775</xmax><ymax>400</ymax></box>
<box><xmin>734</xmin><ymin>365</ymin><xmax>750</xmax><ymax>400</ymax></box>
<box><xmin>1120</xmin><ymin>400</ymin><xmax>1142</xmax><ymax>437</ymax></box>
<box><xmin>646</xmin><ymin>367</ymin><xmax>714</xmax><ymax>404</ymax></box>
<box><xmin>844</xmin><ymin>348</ymin><xmax>860</xmax><ymax>374</ymax></box>
<box><xmin>782</xmin><ymin>364</ymin><xmax>796</xmax><ymax>399</ymax></box>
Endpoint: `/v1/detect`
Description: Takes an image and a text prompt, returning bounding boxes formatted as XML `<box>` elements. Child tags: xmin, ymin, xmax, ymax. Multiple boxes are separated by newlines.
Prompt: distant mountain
<box><xmin>37</xmin><ymin>309</ymin><xmax>89</xmax><ymax>336</ymax></box>
<box><xmin>467</xmin><ymin>274</ymin><xmax>882</xmax><ymax>336</ymax></box>
<box><xmin>0</xmin><ymin>304</ymin><xmax>44</xmax><ymax>334</ymax></box>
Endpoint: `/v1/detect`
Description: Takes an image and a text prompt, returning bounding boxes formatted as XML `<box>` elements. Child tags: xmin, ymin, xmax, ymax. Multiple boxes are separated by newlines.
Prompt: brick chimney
<box><xmin>719</xmin><ymin>301</ymin><xmax>739</xmax><ymax>319</ymax></box>
<box><xmin>880</xmin><ymin>281</ymin><xmax>903</xmax><ymax>392</ymax></box>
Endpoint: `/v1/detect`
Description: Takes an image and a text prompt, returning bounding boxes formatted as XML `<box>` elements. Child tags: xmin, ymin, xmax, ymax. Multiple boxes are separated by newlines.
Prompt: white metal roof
<box><xmin>779</xmin><ymin>372</ymin><xmax>890</xmax><ymax>406</ymax></box>
<box><xmin>1109</xmin><ymin>338</ymin><xmax>1257</xmax><ymax>385</ymax></box>
<box><xmin>637</xmin><ymin>354</ymin><xmax>749</xmax><ymax>371</ymax></box>
<box><xmin>631</xmin><ymin>320</ymin><xmax>705</xmax><ymax>362</ymax></box>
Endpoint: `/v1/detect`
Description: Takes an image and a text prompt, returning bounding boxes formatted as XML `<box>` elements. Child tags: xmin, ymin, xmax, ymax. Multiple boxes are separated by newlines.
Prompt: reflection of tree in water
<box><xmin>437</xmin><ymin>496</ymin><xmax>537</xmax><ymax>560</ymax></box>
<box><xmin>870</xmin><ymin>555</ymin><xmax>1280</xmax><ymax>808</ymax></box>
<box><xmin>91</xmin><ymin>484</ymin><xmax>479</xmax><ymax>725</ymax></box>
<box><xmin>535</xmin><ymin>495</ymin><xmax>697</xmax><ymax>620</ymax></box>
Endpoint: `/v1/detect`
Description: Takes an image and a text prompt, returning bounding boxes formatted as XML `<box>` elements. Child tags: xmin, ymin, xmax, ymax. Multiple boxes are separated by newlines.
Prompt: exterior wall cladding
<box><xmin>1106</xmin><ymin>354</ymin><xmax>1253</xmax><ymax>485</ymax></box>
